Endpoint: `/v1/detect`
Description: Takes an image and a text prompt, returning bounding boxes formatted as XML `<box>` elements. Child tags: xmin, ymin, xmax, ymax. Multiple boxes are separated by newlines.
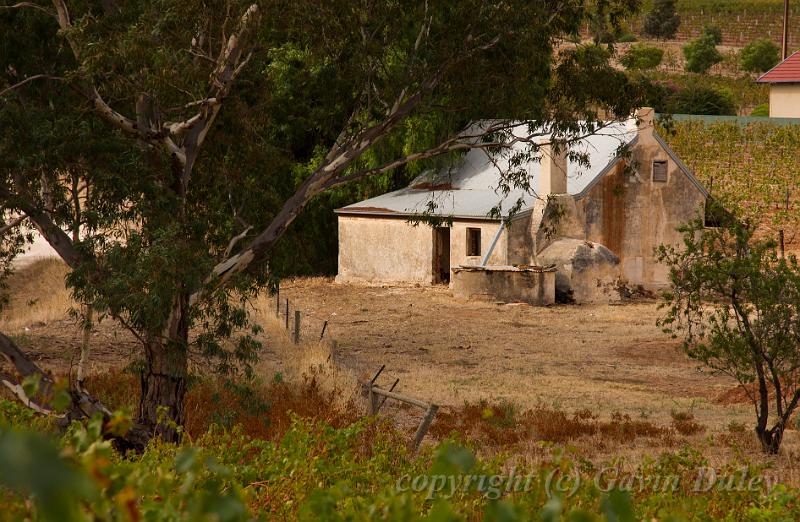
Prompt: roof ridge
<box><xmin>757</xmin><ymin>49</ymin><xmax>800</xmax><ymax>84</ymax></box>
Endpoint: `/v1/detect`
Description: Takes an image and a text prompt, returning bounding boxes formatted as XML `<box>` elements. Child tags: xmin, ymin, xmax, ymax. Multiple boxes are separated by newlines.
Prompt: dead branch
<box><xmin>223</xmin><ymin>225</ymin><xmax>252</xmax><ymax>258</ymax></box>
<box><xmin>0</xmin><ymin>74</ymin><xmax>63</xmax><ymax>98</ymax></box>
<box><xmin>0</xmin><ymin>330</ymin><xmax>151</xmax><ymax>451</ymax></box>
<box><xmin>0</xmin><ymin>2</ymin><xmax>55</xmax><ymax>16</ymax></box>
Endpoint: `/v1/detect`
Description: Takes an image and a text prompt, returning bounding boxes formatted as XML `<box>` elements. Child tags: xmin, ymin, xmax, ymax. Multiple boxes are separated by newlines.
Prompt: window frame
<box><xmin>652</xmin><ymin>160</ymin><xmax>668</xmax><ymax>183</ymax></box>
<box><xmin>466</xmin><ymin>227</ymin><xmax>481</xmax><ymax>257</ymax></box>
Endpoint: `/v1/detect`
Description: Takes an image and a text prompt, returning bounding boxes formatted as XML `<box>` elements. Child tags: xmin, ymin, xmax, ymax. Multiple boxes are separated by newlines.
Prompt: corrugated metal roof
<box><xmin>757</xmin><ymin>51</ymin><xmax>800</xmax><ymax>83</ymax></box>
<box><xmin>336</xmin><ymin>120</ymin><xmax>638</xmax><ymax>220</ymax></box>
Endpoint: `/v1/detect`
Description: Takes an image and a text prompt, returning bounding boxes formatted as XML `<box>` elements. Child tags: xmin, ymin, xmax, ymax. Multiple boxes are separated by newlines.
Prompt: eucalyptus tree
<box><xmin>1</xmin><ymin>0</ymin><xmax>646</xmax><ymax>444</ymax></box>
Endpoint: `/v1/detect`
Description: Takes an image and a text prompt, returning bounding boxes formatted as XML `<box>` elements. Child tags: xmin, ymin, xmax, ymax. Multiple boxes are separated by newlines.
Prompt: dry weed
<box><xmin>251</xmin><ymin>291</ymin><xmax>361</xmax><ymax>411</ymax></box>
<box><xmin>430</xmin><ymin>400</ymin><xmax>673</xmax><ymax>450</ymax></box>
<box><xmin>670</xmin><ymin>410</ymin><xmax>706</xmax><ymax>436</ymax></box>
<box><xmin>85</xmin><ymin>369</ymin><xmax>359</xmax><ymax>441</ymax></box>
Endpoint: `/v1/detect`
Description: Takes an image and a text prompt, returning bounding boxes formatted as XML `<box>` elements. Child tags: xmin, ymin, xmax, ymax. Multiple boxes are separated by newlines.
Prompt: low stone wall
<box><xmin>451</xmin><ymin>265</ymin><xmax>556</xmax><ymax>306</ymax></box>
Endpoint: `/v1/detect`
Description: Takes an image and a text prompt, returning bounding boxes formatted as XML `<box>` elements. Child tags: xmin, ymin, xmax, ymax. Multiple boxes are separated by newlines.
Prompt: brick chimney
<box><xmin>634</xmin><ymin>107</ymin><xmax>655</xmax><ymax>142</ymax></box>
<box><xmin>538</xmin><ymin>140</ymin><xmax>568</xmax><ymax>196</ymax></box>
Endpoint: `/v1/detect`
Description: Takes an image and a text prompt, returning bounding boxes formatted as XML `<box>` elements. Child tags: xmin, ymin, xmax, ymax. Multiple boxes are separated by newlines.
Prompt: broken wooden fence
<box><xmin>366</xmin><ymin>365</ymin><xmax>439</xmax><ymax>451</ymax></box>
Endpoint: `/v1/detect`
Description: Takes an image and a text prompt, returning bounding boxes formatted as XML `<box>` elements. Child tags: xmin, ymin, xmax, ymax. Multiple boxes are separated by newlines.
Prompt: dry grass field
<box><xmin>5</xmin><ymin>260</ymin><xmax>800</xmax><ymax>475</ymax></box>
<box><xmin>269</xmin><ymin>278</ymin><xmax>752</xmax><ymax>427</ymax></box>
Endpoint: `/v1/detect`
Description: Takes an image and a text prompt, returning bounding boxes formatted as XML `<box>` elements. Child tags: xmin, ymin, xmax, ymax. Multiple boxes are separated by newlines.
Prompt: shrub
<box><xmin>670</xmin><ymin>411</ymin><xmax>706</xmax><ymax>436</ymax></box>
<box><xmin>620</xmin><ymin>45</ymin><xmax>665</xmax><ymax>70</ymax></box>
<box><xmin>751</xmin><ymin>103</ymin><xmax>770</xmax><ymax>116</ymax></box>
<box><xmin>617</xmin><ymin>33</ymin><xmax>638</xmax><ymax>43</ymax></box>
<box><xmin>702</xmin><ymin>25</ymin><xmax>723</xmax><ymax>46</ymax></box>
<box><xmin>643</xmin><ymin>0</ymin><xmax>681</xmax><ymax>40</ymax></box>
<box><xmin>637</xmin><ymin>77</ymin><xmax>679</xmax><ymax>113</ymax></box>
<box><xmin>683</xmin><ymin>33</ymin><xmax>723</xmax><ymax>73</ymax></box>
<box><xmin>741</xmin><ymin>38</ymin><xmax>781</xmax><ymax>73</ymax></box>
<box><xmin>666</xmin><ymin>83</ymin><xmax>736</xmax><ymax>115</ymax></box>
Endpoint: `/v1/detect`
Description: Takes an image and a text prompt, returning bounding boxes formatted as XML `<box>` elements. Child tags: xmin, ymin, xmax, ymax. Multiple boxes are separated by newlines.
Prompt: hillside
<box><xmin>662</xmin><ymin>118</ymin><xmax>800</xmax><ymax>253</ymax></box>
<box><xmin>633</xmin><ymin>0</ymin><xmax>797</xmax><ymax>48</ymax></box>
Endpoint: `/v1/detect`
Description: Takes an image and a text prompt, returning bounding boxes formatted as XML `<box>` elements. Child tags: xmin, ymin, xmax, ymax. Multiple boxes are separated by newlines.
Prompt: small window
<box><xmin>466</xmin><ymin>228</ymin><xmax>481</xmax><ymax>257</ymax></box>
<box><xmin>652</xmin><ymin>161</ymin><xmax>668</xmax><ymax>183</ymax></box>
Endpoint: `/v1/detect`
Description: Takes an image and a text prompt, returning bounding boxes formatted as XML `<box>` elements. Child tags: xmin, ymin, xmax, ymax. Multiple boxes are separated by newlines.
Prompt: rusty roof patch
<box><xmin>336</xmin><ymin>206</ymin><xmax>397</xmax><ymax>214</ymax></box>
<box><xmin>410</xmin><ymin>182</ymin><xmax>454</xmax><ymax>191</ymax></box>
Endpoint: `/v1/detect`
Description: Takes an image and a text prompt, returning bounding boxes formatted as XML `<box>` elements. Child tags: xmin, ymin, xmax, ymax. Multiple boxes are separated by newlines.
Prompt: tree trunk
<box><xmin>137</xmin><ymin>294</ymin><xmax>189</xmax><ymax>443</ymax></box>
<box><xmin>756</xmin><ymin>424</ymin><xmax>783</xmax><ymax>454</ymax></box>
<box><xmin>76</xmin><ymin>304</ymin><xmax>93</xmax><ymax>388</ymax></box>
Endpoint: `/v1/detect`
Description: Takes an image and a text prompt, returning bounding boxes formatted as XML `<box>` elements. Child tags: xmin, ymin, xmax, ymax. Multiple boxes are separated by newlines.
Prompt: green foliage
<box><xmin>616</xmin><ymin>33</ymin><xmax>638</xmax><ymax>43</ymax></box>
<box><xmin>642</xmin><ymin>0</ymin><xmax>681</xmax><ymax>39</ymax></box>
<box><xmin>740</xmin><ymin>38</ymin><xmax>781</xmax><ymax>73</ymax></box>
<box><xmin>665</xmin><ymin>82</ymin><xmax>735</xmax><ymax>115</ymax></box>
<box><xmin>750</xmin><ymin>103</ymin><xmax>770</xmax><ymax>116</ymax></box>
<box><xmin>683</xmin><ymin>31</ymin><xmax>723</xmax><ymax>73</ymax></box>
<box><xmin>640</xmin><ymin>72</ymin><xmax>769</xmax><ymax>114</ymax></box>
<box><xmin>586</xmin><ymin>0</ymin><xmax>641</xmax><ymax>45</ymax></box>
<box><xmin>702</xmin><ymin>25</ymin><xmax>724</xmax><ymax>45</ymax></box>
<box><xmin>660</xmin><ymin>120</ymin><xmax>800</xmax><ymax>232</ymax></box>
<box><xmin>3</xmin><ymin>406</ymin><xmax>800</xmax><ymax>519</ymax></box>
<box><xmin>658</xmin><ymin>219</ymin><xmax>800</xmax><ymax>453</ymax></box>
<box><xmin>620</xmin><ymin>45</ymin><xmax>664</xmax><ymax>70</ymax></box>
<box><xmin>0</xmin><ymin>428</ymin><xmax>97</xmax><ymax>521</ymax></box>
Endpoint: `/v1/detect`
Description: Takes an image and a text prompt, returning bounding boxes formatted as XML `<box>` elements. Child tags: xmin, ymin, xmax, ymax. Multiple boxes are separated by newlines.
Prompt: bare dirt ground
<box><xmin>9</xmin><ymin>261</ymin><xmax>800</xmax><ymax>471</ymax></box>
<box><xmin>272</xmin><ymin>278</ymin><xmax>752</xmax><ymax>431</ymax></box>
<box><xmin>0</xmin><ymin>263</ymin><xmax>752</xmax><ymax>431</ymax></box>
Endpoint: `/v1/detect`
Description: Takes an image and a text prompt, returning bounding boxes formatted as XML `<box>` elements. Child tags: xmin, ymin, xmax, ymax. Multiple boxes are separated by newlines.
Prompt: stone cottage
<box><xmin>335</xmin><ymin>109</ymin><xmax>710</xmax><ymax>303</ymax></box>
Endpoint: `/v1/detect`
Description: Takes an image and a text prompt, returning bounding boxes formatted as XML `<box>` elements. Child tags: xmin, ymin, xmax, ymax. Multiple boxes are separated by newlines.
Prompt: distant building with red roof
<box><xmin>757</xmin><ymin>51</ymin><xmax>800</xmax><ymax>118</ymax></box>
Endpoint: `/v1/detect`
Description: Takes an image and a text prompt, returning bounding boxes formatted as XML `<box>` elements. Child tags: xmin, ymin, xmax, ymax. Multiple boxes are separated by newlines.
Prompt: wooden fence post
<box><xmin>284</xmin><ymin>299</ymin><xmax>289</xmax><ymax>330</ymax></box>
<box><xmin>412</xmin><ymin>404</ymin><xmax>439</xmax><ymax>451</ymax></box>
<box><xmin>375</xmin><ymin>378</ymin><xmax>400</xmax><ymax>413</ymax></box>
<box><xmin>294</xmin><ymin>310</ymin><xmax>301</xmax><ymax>344</ymax></box>
<box><xmin>319</xmin><ymin>320</ymin><xmax>328</xmax><ymax>340</ymax></box>
<box><xmin>275</xmin><ymin>284</ymin><xmax>280</xmax><ymax>318</ymax></box>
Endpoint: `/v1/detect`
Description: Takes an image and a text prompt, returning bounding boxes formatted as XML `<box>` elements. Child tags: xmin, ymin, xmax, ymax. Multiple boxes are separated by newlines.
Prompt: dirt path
<box><xmin>277</xmin><ymin>278</ymin><xmax>751</xmax><ymax>429</ymax></box>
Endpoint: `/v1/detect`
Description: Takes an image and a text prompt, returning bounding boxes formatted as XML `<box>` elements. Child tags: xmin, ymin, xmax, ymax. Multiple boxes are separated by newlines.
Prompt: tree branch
<box><xmin>0</xmin><ymin>74</ymin><xmax>63</xmax><ymax>98</ymax></box>
<box><xmin>0</xmin><ymin>214</ymin><xmax>27</xmax><ymax>236</ymax></box>
<box><xmin>12</xmin><ymin>194</ymin><xmax>81</xmax><ymax>268</ymax></box>
<box><xmin>0</xmin><ymin>2</ymin><xmax>55</xmax><ymax>16</ymax></box>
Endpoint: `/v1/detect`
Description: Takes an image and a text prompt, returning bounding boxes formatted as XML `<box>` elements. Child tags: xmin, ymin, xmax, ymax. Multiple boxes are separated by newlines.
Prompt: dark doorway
<box><xmin>433</xmin><ymin>227</ymin><xmax>451</xmax><ymax>283</ymax></box>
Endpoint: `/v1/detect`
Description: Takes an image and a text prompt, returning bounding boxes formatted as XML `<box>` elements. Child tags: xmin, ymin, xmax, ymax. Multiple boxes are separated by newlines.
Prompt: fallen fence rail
<box><xmin>366</xmin><ymin>366</ymin><xmax>439</xmax><ymax>451</ymax></box>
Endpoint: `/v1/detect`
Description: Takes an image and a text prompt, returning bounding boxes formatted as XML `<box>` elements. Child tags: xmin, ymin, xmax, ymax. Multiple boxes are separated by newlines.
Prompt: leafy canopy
<box><xmin>683</xmin><ymin>32</ymin><xmax>723</xmax><ymax>74</ymax></box>
<box><xmin>620</xmin><ymin>44</ymin><xmax>664</xmax><ymax>70</ymax></box>
<box><xmin>741</xmin><ymin>38</ymin><xmax>781</xmax><ymax>73</ymax></box>
<box><xmin>658</xmin><ymin>217</ymin><xmax>800</xmax><ymax>453</ymax></box>
<box><xmin>643</xmin><ymin>0</ymin><xmax>681</xmax><ymax>40</ymax></box>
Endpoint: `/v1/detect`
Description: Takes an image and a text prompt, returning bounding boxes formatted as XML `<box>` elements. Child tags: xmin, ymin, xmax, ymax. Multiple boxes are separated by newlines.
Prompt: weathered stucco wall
<box><xmin>337</xmin><ymin>216</ymin><xmax>510</xmax><ymax>285</ymax></box>
<box><xmin>451</xmin><ymin>266</ymin><xmax>555</xmax><ymax>305</ymax></box>
<box><xmin>537</xmin><ymin>239</ymin><xmax>620</xmax><ymax>304</ymax></box>
<box><xmin>769</xmin><ymin>84</ymin><xmax>800</xmax><ymax>118</ymax></box>
<box><xmin>524</xmin><ymin>128</ymin><xmax>706</xmax><ymax>292</ymax></box>
<box><xmin>575</xmin><ymin>140</ymin><xmax>705</xmax><ymax>289</ymax></box>
<box><xmin>449</xmin><ymin>221</ymin><xmax>507</xmax><ymax>268</ymax></box>
<box><xmin>336</xmin><ymin>216</ymin><xmax>435</xmax><ymax>284</ymax></box>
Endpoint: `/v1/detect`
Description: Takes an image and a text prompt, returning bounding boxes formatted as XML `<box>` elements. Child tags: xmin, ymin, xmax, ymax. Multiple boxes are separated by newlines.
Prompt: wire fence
<box><xmin>270</xmin><ymin>283</ymin><xmax>331</xmax><ymax>345</ymax></box>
